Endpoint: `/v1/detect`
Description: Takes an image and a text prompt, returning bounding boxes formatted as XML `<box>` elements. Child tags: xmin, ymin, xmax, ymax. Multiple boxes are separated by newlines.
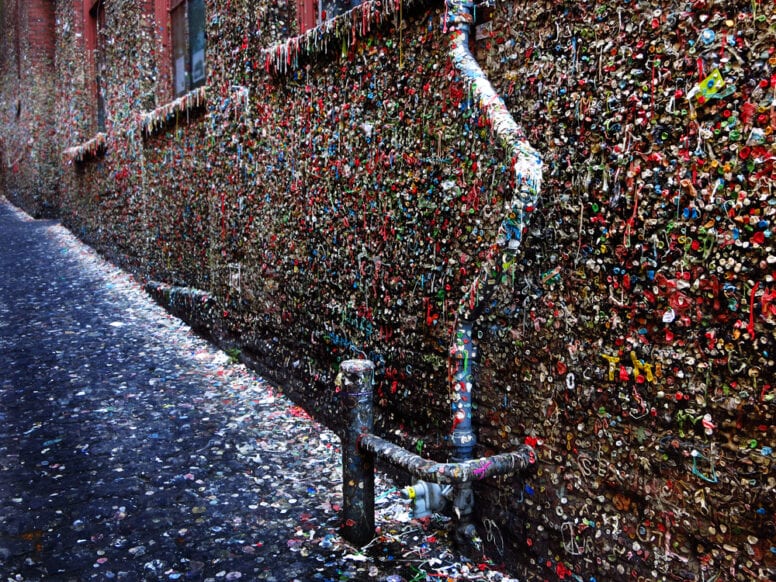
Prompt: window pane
<box><xmin>171</xmin><ymin>3</ymin><xmax>188</xmax><ymax>95</ymax></box>
<box><xmin>94</xmin><ymin>2</ymin><xmax>106</xmax><ymax>131</ymax></box>
<box><xmin>322</xmin><ymin>0</ymin><xmax>350</xmax><ymax>20</ymax></box>
<box><xmin>188</xmin><ymin>0</ymin><xmax>205</xmax><ymax>87</ymax></box>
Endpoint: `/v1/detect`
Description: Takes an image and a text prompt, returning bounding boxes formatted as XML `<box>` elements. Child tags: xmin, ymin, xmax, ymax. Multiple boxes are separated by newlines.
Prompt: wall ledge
<box><xmin>140</xmin><ymin>86</ymin><xmax>208</xmax><ymax>137</ymax></box>
<box><xmin>63</xmin><ymin>132</ymin><xmax>107</xmax><ymax>162</ymax></box>
<box><xmin>260</xmin><ymin>0</ymin><xmax>423</xmax><ymax>75</ymax></box>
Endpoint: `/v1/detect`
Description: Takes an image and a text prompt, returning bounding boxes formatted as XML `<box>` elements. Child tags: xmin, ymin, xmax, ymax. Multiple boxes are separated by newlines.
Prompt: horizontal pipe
<box><xmin>359</xmin><ymin>433</ymin><xmax>534</xmax><ymax>485</ymax></box>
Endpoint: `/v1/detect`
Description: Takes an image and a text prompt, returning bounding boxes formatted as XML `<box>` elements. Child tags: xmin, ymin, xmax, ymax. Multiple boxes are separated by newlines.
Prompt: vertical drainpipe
<box><xmin>338</xmin><ymin>359</ymin><xmax>376</xmax><ymax>546</ymax></box>
<box><xmin>445</xmin><ymin>0</ymin><xmax>543</xmax><ymax>545</ymax></box>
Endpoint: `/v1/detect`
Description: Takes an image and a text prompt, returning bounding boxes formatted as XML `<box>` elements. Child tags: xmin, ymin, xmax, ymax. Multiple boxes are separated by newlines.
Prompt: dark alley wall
<box><xmin>0</xmin><ymin>0</ymin><xmax>58</xmax><ymax>216</ymax></box>
<box><xmin>1</xmin><ymin>0</ymin><xmax>775</xmax><ymax>580</ymax></box>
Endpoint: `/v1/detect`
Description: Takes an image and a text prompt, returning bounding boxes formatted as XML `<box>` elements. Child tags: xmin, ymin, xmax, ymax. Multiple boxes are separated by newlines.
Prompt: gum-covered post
<box><xmin>338</xmin><ymin>359</ymin><xmax>376</xmax><ymax>546</ymax></box>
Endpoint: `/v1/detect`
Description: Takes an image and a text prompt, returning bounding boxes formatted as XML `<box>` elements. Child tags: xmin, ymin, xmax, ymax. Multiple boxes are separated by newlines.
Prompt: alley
<box><xmin>0</xmin><ymin>198</ymin><xmax>512</xmax><ymax>581</ymax></box>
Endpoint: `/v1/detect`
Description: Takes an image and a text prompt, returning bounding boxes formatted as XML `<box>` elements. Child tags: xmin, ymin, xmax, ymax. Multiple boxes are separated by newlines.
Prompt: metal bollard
<box><xmin>338</xmin><ymin>359</ymin><xmax>375</xmax><ymax>547</ymax></box>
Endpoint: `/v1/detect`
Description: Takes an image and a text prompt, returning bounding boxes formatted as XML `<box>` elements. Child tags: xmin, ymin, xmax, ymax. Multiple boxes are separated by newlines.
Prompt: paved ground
<box><xmin>0</xmin><ymin>197</ymin><xmax>517</xmax><ymax>582</ymax></box>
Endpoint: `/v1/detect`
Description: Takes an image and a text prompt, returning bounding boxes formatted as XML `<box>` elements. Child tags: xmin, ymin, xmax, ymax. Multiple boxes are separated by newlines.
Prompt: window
<box><xmin>297</xmin><ymin>0</ymin><xmax>359</xmax><ymax>33</ymax></box>
<box><xmin>171</xmin><ymin>0</ymin><xmax>206</xmax><ymax>96</ymax></box>
<box><xmin>86</xmin><ymin>0</ymin><xmax>106</xmax><ymax>131</ymax></box>
<box><xmin>321</xmin><ymin>0</ymin><xmax>357</xmax><ymax>22</ymax></box>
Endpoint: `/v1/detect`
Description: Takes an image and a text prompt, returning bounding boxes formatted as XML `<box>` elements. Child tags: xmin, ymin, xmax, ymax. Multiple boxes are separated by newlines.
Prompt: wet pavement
<box><xmin>0</xmin><ymin>197</ymin><xmax>519</xmax><ymax>582</ymax></box>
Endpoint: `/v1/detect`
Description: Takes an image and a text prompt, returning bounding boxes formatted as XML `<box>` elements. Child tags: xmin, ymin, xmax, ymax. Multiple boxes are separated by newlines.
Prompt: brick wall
<box><xmin>27</xmin><ymin>0</ymin><xmax>55</xmax><ymax>60</ymax></box>
<box><xmin>0</xmin><ymin>0</ymin><xmax>59</xmax><ymax>216</ymax></box>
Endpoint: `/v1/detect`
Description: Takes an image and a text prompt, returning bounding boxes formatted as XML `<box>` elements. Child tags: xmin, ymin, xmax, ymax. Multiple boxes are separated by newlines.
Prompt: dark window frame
<box><xmin>171</xmin><ymin>0</ymin><xmax>206</xmax><ymax>97</ymax></box>
<box><xmin>88</xmin><ymin>0</ymin><xmax>107</xmax><ymax>132</ymax></box>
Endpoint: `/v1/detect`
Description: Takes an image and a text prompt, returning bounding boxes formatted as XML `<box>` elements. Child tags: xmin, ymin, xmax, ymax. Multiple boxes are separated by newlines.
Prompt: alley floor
<box><xmin>0</xmin><ymin>196</ymin><xmax>518</xmax><ymax>582</ymax></box>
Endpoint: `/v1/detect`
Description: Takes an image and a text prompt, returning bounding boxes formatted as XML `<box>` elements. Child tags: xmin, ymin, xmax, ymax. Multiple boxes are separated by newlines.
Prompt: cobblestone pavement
<box><xmin>0</xmin><ymin>197</ymin><xmax>518</xmax><ymax>582</ymax></box>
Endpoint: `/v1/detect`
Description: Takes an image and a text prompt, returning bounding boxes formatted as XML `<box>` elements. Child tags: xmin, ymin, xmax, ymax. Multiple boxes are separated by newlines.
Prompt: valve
<box><xmin>402</xmin><ymin>481</ymin><xmax>452</xmax><ymax>519</ymax></box>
